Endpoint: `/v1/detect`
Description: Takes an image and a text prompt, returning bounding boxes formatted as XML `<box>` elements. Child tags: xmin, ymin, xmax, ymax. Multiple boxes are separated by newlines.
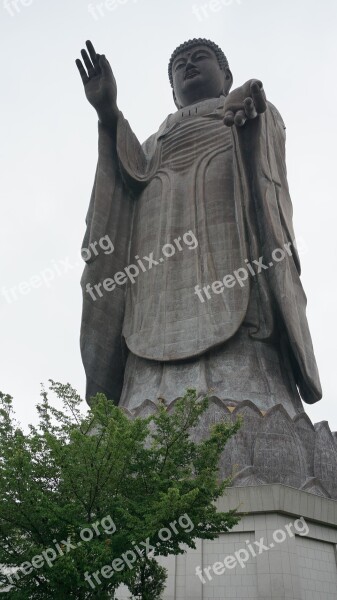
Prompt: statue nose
<box><xmin>184</xmin><ymin>59</ymin><xmax>198</xmax><ymax>78</ymax></box>
<box><xmin>185</xmin><ymin>58</ymin><xmax>195</xmax><ymax>69</ymax></box>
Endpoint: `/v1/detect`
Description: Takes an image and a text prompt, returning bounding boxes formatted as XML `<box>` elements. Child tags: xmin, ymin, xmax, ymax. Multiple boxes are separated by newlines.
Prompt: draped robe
<box><xmin>80</xmin><ymin>95</ymin><xmax>322</xmax><ymax>415</ymax></box>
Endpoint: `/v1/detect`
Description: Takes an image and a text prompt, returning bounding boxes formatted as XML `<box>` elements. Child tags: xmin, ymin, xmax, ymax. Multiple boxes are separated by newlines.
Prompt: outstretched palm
<box><xmin>76</xmin><ymin>40</ymin><xmax>117</xmax><ymax>113</ymax></box>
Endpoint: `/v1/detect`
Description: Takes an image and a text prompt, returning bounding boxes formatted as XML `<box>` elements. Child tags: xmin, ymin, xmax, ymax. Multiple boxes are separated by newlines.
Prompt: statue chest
<box><xmin>158</xmin><ymin>114</ymin><xmax>232</xmax><ymax>174</ymax></box>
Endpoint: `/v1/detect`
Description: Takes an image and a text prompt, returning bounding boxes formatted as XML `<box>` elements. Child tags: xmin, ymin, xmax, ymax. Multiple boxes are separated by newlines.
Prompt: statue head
<box><xmin>168</xmin><ymin>38</ymin><xmax>233</xmax><ymax>109</ymax></box>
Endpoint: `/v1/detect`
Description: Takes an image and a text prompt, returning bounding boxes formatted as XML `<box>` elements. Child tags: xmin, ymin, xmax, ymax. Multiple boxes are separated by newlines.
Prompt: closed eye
<box><xmin>193</xmin><ymin>52</ymin><xmax>211</xmax><ymax>61</ymax></box>
<box><xmin>174</xmin><ymin>61</ymin><xmax>186</xmax><ymax>71</ymax></box>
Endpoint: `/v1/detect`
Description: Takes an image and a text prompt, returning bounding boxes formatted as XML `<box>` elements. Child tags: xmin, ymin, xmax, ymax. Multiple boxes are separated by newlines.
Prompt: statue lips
<box><xmin>184</xmin><ymin>68</ymin><xmax>200</xmax><ymax>80</ymax></box>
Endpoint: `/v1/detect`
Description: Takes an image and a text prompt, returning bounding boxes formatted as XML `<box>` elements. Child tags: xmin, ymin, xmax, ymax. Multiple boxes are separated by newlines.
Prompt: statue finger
<box><xmin>75</xmin><ymin>59</ymin><xmax>89</xmax><ymax>85</ymax></box>
<box><xmin>244</xmin><ymin>97</ymin><xmax>258</xmax><ymax>120</ymax></box>
<box><xmin>250</xmin><ymin>80</ymin><xmax>267</xmax><ymax>114</ymax></box>
<box><xmin>86</xmin><ymin>40</ymin><xmax>101</xmax><ymax>72</ymax></box>
<box><xmin>81</xmin><ymin>49</ymin><xmax>96</xmax><ymax>77</ymax></box>
<box><xmin>234</xmin><ymin>110</ymin><xmax>247</xmax><ymax>127</ymax></box>
<box><xmin>224</xmin><ymin>110</ymin><xmax>235</xmax><ymax>127</ymax></box>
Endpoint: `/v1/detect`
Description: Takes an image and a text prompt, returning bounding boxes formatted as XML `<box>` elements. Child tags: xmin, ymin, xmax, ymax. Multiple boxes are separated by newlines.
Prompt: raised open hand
<box><xmin>76</xmin><ymin>40</ymin><xmax>117</xmax><ymax>115</ymax></box>
<box><xmin>224</xmin><ymin>79</ymin><xmax>267</xmax><ymax>128</ymax></box>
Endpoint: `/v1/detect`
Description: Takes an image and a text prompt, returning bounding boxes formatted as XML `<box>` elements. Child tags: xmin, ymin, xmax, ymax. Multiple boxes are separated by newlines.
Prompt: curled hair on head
<box><xmin>168</xmin><ymin>38</ymin><xmax>230</xmax><ymax>88</ymax></box>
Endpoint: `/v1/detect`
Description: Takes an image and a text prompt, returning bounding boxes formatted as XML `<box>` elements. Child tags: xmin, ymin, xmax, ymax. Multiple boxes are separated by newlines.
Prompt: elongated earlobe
<box><xmin>172</xmin><ymin>89</ymin><xmax>181</xmax><ymax>109</ymax></box>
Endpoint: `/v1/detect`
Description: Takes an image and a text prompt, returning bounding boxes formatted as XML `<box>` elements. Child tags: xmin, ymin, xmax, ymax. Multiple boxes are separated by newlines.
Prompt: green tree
<box><xmin>127</xmin><ymin>558</ymin><xmax>167</xmax><ymax>600</ymax></box>
<box><xmin>0</xmin><ymin>383</ymin><xmax>241</xmax><ymax>599</ymax></box>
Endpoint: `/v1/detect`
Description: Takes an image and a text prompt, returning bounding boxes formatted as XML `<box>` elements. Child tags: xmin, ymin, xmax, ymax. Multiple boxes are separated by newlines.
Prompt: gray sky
<box><xmin>1</xmin><ymin>0</ymin><xmax>336</xmax><ymax>431</ymax></box>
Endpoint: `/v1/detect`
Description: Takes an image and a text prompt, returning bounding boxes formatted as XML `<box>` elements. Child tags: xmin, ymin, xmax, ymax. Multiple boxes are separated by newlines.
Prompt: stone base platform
<box><xmin>127</xmin><ymin>400</ymin><xmax>337</xmax><ymax>500</ymax></box>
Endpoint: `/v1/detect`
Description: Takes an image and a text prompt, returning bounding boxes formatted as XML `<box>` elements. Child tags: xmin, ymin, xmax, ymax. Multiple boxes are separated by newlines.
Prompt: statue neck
<box><xmin>174</xmin><ymin>95</ymin><xmax>226</xmax><ymax>119</ymax></box>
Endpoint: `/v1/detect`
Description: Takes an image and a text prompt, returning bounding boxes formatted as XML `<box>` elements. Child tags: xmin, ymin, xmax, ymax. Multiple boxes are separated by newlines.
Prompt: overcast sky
<box><xmin>1</xmin><ymin>0</ymin><xmax>336</xmax><ymax>432</ymax></box>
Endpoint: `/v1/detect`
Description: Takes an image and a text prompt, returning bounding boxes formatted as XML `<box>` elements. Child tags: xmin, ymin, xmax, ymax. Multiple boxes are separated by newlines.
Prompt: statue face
<box><xmin>172</xmin><ymin>44</ymin><xmax>231</xmax><ymax>108</ymax></box>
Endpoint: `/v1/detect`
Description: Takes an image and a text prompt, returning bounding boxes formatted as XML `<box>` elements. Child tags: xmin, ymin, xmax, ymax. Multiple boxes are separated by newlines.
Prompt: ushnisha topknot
<box><xmin>168</xmin><ymin>38</ymin><xmax>229</xmax><ymax>88</ymax></box>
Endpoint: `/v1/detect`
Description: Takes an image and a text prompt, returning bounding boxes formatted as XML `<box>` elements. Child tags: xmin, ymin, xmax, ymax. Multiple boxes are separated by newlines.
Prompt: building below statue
<box><xmin>116</xmin><ymin>485</ymin><xmax>337</xmax><ymax>599</ymax></box>
<box><xmin>118</xmin><ymin>377</ymin><xmax>337</xmax><ymax>599</ymax></box>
